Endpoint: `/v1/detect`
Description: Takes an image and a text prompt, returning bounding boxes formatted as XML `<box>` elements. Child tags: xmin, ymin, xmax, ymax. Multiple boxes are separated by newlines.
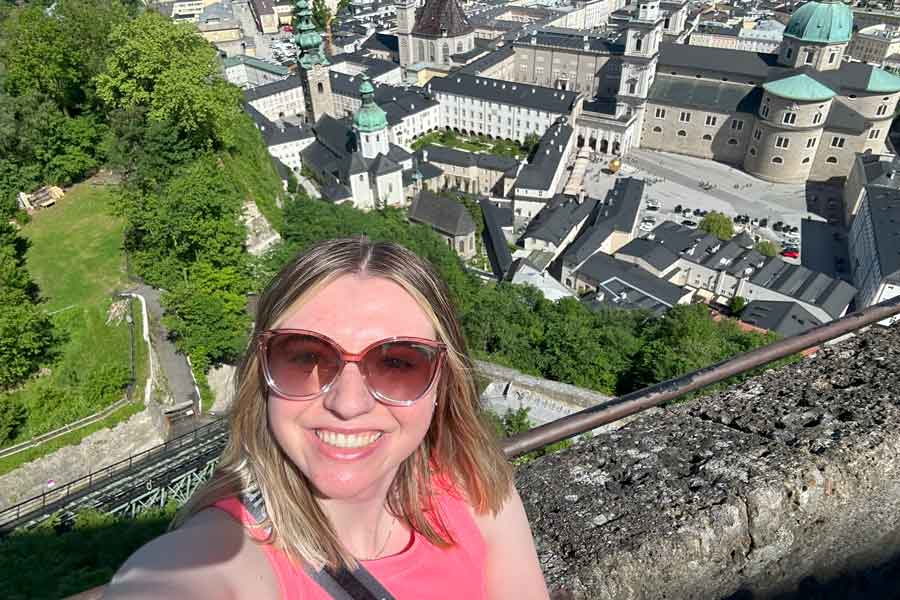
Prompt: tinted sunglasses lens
<box><xmin>267</xmin><ymin>334</ymin><xmax>340</xmax><ymax>397</ymax></box>
<box><xmin>362</xmin><ymin>341</ymin><xmax>439</xmax><ymax>403</ymax></box>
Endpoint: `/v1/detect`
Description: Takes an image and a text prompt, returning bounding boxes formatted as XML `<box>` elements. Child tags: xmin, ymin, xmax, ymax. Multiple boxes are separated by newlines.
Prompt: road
<box><xmin>124</xmin><ymin>284</ymin><xmax>201</xmax><ymax>437</ymax></box>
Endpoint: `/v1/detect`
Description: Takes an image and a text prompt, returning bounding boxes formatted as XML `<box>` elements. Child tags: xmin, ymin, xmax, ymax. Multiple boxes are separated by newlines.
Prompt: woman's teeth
<box><xmin>316</xmin><ymin>430</ymin><xmax>383</xmax><ymax>448</ymax></box>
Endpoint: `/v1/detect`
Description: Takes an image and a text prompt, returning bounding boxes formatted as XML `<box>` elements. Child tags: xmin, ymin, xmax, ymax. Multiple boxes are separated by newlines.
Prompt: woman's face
<box><xmin>267</xmin><ymin>274</ymin><xmax>439</xmax><ymax>503</ymax></box>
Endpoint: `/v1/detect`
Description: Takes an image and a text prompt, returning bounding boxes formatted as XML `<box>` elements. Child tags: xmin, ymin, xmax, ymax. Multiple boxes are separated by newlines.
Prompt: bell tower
<box><xmin>294</xmin><ymin>0</ymin><xmax>334</xmax><ymax>123</ymax></box>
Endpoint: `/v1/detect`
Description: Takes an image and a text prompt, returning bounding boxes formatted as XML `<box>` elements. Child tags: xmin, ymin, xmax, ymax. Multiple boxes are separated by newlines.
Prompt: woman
<box><xmin>106</xmin><ymin>237</ymin><xmax>550</xmax><ymax>599</ymax></box>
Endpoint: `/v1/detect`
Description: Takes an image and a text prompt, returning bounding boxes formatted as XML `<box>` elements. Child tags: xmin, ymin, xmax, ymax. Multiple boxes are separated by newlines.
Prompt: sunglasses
<box><xmin>257</xmin><ymin>329</ymin><xmax>446</xmax><ymax>406</ymax></box>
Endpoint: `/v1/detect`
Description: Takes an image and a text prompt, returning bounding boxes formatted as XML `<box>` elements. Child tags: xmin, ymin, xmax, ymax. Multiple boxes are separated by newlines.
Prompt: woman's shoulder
<box><xmin>104</xmin><ymin>507</ymin><xmax>280</xmax><ymax>600</ymax></box>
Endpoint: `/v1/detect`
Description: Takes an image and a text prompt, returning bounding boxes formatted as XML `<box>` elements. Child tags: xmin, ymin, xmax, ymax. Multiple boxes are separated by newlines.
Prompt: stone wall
<box><xmin>518</xmin><ymin>324</ymin><xmax>900</xmax><ymax>599</ymax></box>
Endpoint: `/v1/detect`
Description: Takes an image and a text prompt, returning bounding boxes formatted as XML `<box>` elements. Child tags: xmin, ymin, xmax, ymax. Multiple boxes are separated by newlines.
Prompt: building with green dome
<box><xmin>777</xmin><ymin>0</ymin><xmax>853</xmax><ymax>71</ymax></box>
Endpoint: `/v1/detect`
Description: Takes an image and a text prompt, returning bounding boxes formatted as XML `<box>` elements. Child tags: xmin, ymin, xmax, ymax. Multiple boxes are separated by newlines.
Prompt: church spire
<box><xmin>294</xmin><ymin>0</ymin><xmax>328</xmax><ymax>70</ymax></box>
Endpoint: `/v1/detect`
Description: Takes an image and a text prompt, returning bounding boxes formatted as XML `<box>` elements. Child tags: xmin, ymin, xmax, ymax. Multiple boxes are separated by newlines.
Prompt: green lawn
<box><xmin>22</xmin><ymin>182</ymin><xmax>126</xmax><ymax>312</ymax></box>
<box><xmin>410</xmin><ymin>129</ymin><xmax>527</xmax><ymax>160</ymax></box>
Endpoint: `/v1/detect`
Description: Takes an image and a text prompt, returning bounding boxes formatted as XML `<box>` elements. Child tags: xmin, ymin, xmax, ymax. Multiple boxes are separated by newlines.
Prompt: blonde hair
<box><xmin>172</xmin><ymin>237</ymin><xmax>513</xmax><ymax>569</ymax></box>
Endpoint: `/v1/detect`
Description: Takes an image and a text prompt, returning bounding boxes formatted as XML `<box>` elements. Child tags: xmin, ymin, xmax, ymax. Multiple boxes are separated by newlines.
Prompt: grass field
<box><xmin>0</xmin><ymin>182</ymin><xmax>139</xmax><ymax>463</ymax></box>
<box><xmin>22</xmin><ymin>183</ymin><xmax>126</xmax><ymax>312</ymax></box>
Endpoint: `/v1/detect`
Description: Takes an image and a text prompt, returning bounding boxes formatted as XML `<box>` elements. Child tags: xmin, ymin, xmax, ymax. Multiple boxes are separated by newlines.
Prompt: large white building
<box><xmin>848</xmin><ymin>185</ymin><xmax>900</xmax><ymax>324</ymax></box>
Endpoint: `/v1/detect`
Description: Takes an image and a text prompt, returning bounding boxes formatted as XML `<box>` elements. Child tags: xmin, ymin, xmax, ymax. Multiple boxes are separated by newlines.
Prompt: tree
<box><xmin>0</xmin><ymin>396</ymin><xmax>28</xmax><ymax>444</ymax></box>
<box><xmin>95</xmin><ymin>12</ymin><xmax>242</xmax><ymax>149</ymax></box>
<box><xmin>0</xmin><ymin>288</ymin><xmax>57</xmax><ymax>390</ymax></box>
<box><xmin>755</xmin><ymin>239</ymin><xmax>781</xmax><ymax>258</ymax></box>
<box><xmin>699</xmin><ymin>211</ymin><xmax>734</xmax><ymax>240</ymax></box>
<box><xmin>522</xmin><ymin>132</ymin><xmax>540</xmax><ymax>157</ymax></box>
<box><xmin>729</xmin><ymin>295</ymin><xmax>747</xmax><ymax>315</ymax></box>
<box><xmin>311</xmin><ymin>0</ymin><xmax>332</xmax><ymax>29</ymax></box>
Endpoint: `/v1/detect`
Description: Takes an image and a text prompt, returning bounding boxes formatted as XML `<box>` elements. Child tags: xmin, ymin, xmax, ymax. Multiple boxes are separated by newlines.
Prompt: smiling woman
<box><xmin>104</xmin><ymin>237</ymin><xmax>550</xmax><ymax>600</ymax></box>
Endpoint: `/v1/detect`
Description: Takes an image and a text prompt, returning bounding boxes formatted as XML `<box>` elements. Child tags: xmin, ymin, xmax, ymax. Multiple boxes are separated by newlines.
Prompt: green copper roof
<box><xmin>867</xmin><ymin>68</ymin><xmax>900</xmax><ymax>93</ymax></box>
<box><xmin>353</xmin><ymin>77</ymin><xmax>387</xmax><ymax>133</ymax></box>
<box><xmin>763</xmin><ymin>73</ymin><xmax>836</xmax><ymax>101</ymax></box>
<box><xmin>294</xmin><ymin>0</ymin><xmax>328</xmax><ymax>69</ymax></box>
<box><xmin>784</xmin><ymin>0</ymin><xmax>853</xmax><ymax>44</ymax></box>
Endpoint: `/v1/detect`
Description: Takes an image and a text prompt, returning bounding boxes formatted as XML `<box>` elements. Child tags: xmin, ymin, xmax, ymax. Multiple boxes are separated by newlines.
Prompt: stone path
<box><xmin>0</xmin><ymin>408</ymin><xmax>165</xmax><ymax>510</ymax></box>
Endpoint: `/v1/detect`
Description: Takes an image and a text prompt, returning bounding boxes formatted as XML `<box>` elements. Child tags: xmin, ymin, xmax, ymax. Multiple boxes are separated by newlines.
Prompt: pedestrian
<box><xmin>105</xmin><ymin>237</ymin><xmax>549</xmax><ymax>599</ymax></box>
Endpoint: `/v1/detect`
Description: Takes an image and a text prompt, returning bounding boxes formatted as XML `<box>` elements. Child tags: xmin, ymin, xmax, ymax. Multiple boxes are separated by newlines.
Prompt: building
<box><xmin>505</xmin><ymin>259</ymin><xmax>576</xmax><ymax>300</ymax></box>
<box><xmin>426</xmin><ymin>73</ymin><xmax>579</xmax><ymax>144</ymax></box>
<box><xmin>514</xmin><ymin>118</ymin><xmax>576</xmax><ymax>216</ymax></box>
<box><xmin>481</xmin><ymin>198</ymin><xmax>515</xmax><ymax>279</ymax></box>
<box><xmin>616</xmin><ymin>221</ymin><xmax>857</xmax><ymax>323</ymax></box>
<box><xmin>224</xmin><ymin>56</ymin><xmax>289</xmax><ymax>89</ymax></box>
<box><xmin>739</xmin><ymin>300</ymin><xmax>823</xmax><ymax>337</ymax></box>
<box><xmin>397</xmin><ymin>0</ymin><xmax>478</xmax><ymax>77</ymax></box>
<box><xmin>408</xmin><ymin>190</ymin><xmax>477</xmax><ymax>257</ymax></box>
<box><xmin>330</xmin><ymin>52</ymin><xmax>404</xmax><ymax>85</ymax></box>
<box><xmin>361</xmin><ymin>32</ymin><xmax>400</xmax><ymax>61</ymax></box>
<box><xmin>295</xmin><ymin>0</ymin><xmax>336</xmax><ymax>124</ymax></box>
<box><xmin>244</xmin><ymin>76</ymin><xmax>306</xmax><ymax>121</ymax></box>
<box><xmin>300</xmin><ymin>78</ymin><xmax>412</xmax><ymax>209</ymax></box>
<box><xmin>848</xmin><ymin>186</ymin><xmax>900</xmax><ymax>322</ymax></box>
<box><xmin>520</xmin><ymin>194</ymin><xmax>599</xmax><ymax>267</ymax></box>
<box><xmin>245</xmin><ymin>103</ymin><xmax>316</xmax><ymax>172</ymax></box>
<box><xmin>848</xmin><ymin>23</ymin><xmax>900</xmax><ymax>67</ymax></box>
<box><xmin>844</xmin><ymin>152</ymin><xmax>900</xmax><ymax>223</ymax></box>
<box><xmin>416</xmin><ymin>145</ymin><xmax>519</xmax><ymax>196</ymax></box>
<box><xmin>689</xmin><ymin>19</ymin><xmax>785</xmax><ymax>54</ymax></box>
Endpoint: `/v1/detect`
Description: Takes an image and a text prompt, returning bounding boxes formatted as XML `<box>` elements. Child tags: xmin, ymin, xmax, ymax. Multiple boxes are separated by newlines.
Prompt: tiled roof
<box><xmin>521</xmin><ymin>195</ymin><xmax>598</xmax><ymax>246</ymax></box>
<box><xmin>412</xmin><ymin>0</ymin><xmax>473</xmax><ymax>37</ymax></box>
<box><xmin>615</xmin><ymin>238</ymin><xmax>680</xmax><ymax>272</ymax></box>
<box><xmin>361</xmin><ymin>32</ymin><xmax>399</xmax><ymax>54</ymax></box>
<box><xmin>427</xmin><ymin>73</ymin><xmax>578</xmax><ymax>113</ymax></box>
<box><xmin>648</xmin><ymin>75</ymin><xmax>763</xmax><ymax>114</ymax></box>
<box><xmin>515</xmin><ymin>120</ymin><xmax>573</xmax><ymax>191</ymax></box>
<box><xmin>408</xmin><ymin>191</ymin><xmax>476</xmax><ymax>236</ymax></box>
<box><xmin>577</xmin><ymin>253</ymin><xmax>688</xmax><ymax>311</ymax></box>
<box><xmin>480</xmin><ymin>199</ymin><xmax>513</xmax><ymax>279</ymax></box>
<box><xmin>763</xmin><ymin>73</ymin><xmax>836</xmax><ymax>102</ymax></box>
<box><xmin>418</xmin><ymin>144</ymin><xmax>518</xmax><ymax>173</ymax></box>
<box><xmin>562</xmin><ymin>178</ymin><xmax>645</xmax><ymax>267</ymax></box>
<box><xmin>740</xmin><ymin>300</ymin><xmax>822</xmax><ymax>336</ymax></box>
<box><xmin>658</xmin><ymin>42</ymin><xmax>784</xmax><ymax>81</ymax></box>
<box><xmin>864</xmin><ymin>187</ymin><xmax>900</xmax><ymax>282</ymax></box>
<box><xmin>243</xmin><ymin>75</ymin><xmax>303</xmax><ymax>102</ymax></box>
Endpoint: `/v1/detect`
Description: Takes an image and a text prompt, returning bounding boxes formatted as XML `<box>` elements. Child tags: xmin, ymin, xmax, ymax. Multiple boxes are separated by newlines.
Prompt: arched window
<box><xmin>877</xmin><ymin>105</ymin><xmax>888</xmax><ymax>116</ymax></box>
<box><xmin>442</xmin><ymin>43</ymin><xmax>450</xmax><ymax>64</ymax></box>
<box><xmin>429</xmin><ymin>42</ymin><xmax>436</xmax><ymax>62</ymax></box>
<box><xmin>652</xmin><ymin>126</ymin><xmax>662</xmax><ymax>133</ymax></box>
<box><xmin>749</xmin><ymin>147</ymin><xmax>757</xmax><ymax>156</ymax></box>
<box><xmin>702</xmin><ymin>134</ymin><xmax>712</xmax><ymax>141</ymax></box>
<box><xmin>812</xmin><ymin>112</ymin><xmax>823</xmax><ymax>124</ymax></box>
<box><xmin>635</xmin><ymin>36</ymin><xmax>643</xmax><ymax>52</ymax></box>
<box><xmin>826</xmin><ymin>156</ymin><xmax>838</xmax><ymax>163</ymax></box>
<box><xmin>727</xmin><ymin>138</ymin><xmax>738</xmax><ymax>145</ymax></box>
<box><xmin>317</xmin><ymin>82</ymin><xmax>324</xmax><ymax>93</ymax></box>
<box><xmin>772</xmin><ymin>156</ymin><xmax>783</xmax><ymax>164</ymax></box>
<box><xmin>677</xmin><ymin>130</ymin><xmax>687</xmax><ymax>137</ymax></box>
<box><xmin>802</xmin><ymin>157</ymin><xmax>810</xmax><ymax>164</ymax></box>
<box><xmin>417</xmin><ymin>40</ymin><xmax>425</xmax><ymax>61</ymax></box>
<box><xmin>457</xmin><ymin>41</ymin><xmax>463</xmax><ymax>53</ymax></box>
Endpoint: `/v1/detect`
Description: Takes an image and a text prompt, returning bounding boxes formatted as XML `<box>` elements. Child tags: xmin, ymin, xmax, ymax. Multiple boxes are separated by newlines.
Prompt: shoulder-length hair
<box><xmin>172</xmin><ymin>237</ymin><xmax>512</xmax><ymax>569</ymax></box>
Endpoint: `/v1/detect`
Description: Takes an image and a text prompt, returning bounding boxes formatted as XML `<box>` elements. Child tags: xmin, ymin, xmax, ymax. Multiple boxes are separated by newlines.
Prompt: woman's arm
<box><xmin>473</xmin><ymin>486</ymin><xmax>551</xmax><ymax>600</ymax></box>
<box><xmin>104</xmin><ymin>508</ymin><xmax>279</xmax><ymax>600</ymax></box>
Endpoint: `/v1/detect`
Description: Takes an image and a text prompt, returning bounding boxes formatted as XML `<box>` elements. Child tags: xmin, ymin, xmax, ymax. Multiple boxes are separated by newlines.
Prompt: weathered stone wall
<box><xmin>519</xmin><ymin>324</ymin><xmax>900</xmax><ymax>599</ymax></box>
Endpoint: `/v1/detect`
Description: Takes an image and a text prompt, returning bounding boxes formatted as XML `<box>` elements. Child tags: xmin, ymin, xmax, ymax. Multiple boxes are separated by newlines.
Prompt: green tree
<box><xmin>0</xmin><ymin>288</ymin><xmax>57</xmax><ymax>390</ymax></box>
<box><xmin>729</xmin><ymin>295</ymin><xmax>747</xmax><ymax>315</ymax></box>
<box><xmin>754</xmin><ymin>239</ymin><xmax>781</xmax><ymax>257</ymax></box>
<box><xmin>0</xmin><ymin>396</ymin><xmax>28</xmax><ymax>444</ymax></box>
<box><xmin>698</xmin><ymin>211</ymin><xmax>734</xmax><ymax>240</ymax></box>
<box><xmin>311</xmin><ymin>0</ymin><xmax>332</xmax><ymax>29</ymax></box>
<box><xmin>95</xmin><ymin>11</ymin><xmax>242</xmax><ymax>149</ymax></box>
<box><xmin>522</xmin><ymin>132</ymin><xmax>540</xmax><ymax>157</ymax></box>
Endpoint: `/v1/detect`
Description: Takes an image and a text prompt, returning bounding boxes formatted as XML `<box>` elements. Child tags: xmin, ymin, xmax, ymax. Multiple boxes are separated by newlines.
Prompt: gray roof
<box><xmin>749</xmin><ymin>258</ymin><xmax>856</xmax><ymax>319</ymax></box>
<box><xmin>562</xmin><ymin>178</ymin><xmax>645</xmax><ymax>267</ymax></box>
<box><xmin>615</xmin><ymin>238</ymin><xmax>680</xmax><ymax>271</ymax></box>
<box><xmin>521</xmin><ymin>194</ymin><xmax>598</xmax><ymax>246</ymax></box>
<box><xmin>243</xmin><ymin>75</ymin><xmax>303</xmax><ymax>102</ymax></box>
<box><xmin>412</xmin><ymin>0</ymin><xmax>473</xmax><ymax>37</ymax></box>
<box><xmin>860</xmin><ymin>154</ymin><xmax>900</xmax><ymax>190</ymax></box>
<box><xmin>330</xmin><ymin>52</ymin><xmax>400</xmax><ymax>80</ymax></box>
<box><xmin>361</xmin><ymin>32</ymin><xmax>399</xmax><ymax>54</ymax></box>
<box><xmin>452</xmin><ymin>46</ymin><xmax>488</xmax><ymax>62</ymax></box>
<box><xmin>512</xmin><ymin>27</ymin><xmax>624</xmax><ymax>55</ymax></box>
<box><xmin>480</xmin><ymin>199</ymin><xmax>513</xmax><ymax>279</ymax></box>
<box><xmin>646</xmin><ymin>220</ymin><xmax>722</xmax><ymax>257</ymax></box>
<box><xmin>263</xmin><ymin>122</ymin><xmax>314</xmax><ymax>146</ymax></box>
<box><xmin>515</xmin><ymin>119</ymin><xmax>573</xmax><ymax>191</ymax></box>
<box><xmin>370</xmin><ymin>153</ymin><xmax>401</xmax><ymax>176</ymax></box>
<box><xmin>740</xmin><ymin>300</ymin><xmax>822</xmax><ymax>337</ymax></box>
<box><xmin>658</xmin><ymin>42</ymin><xmax>783</xmax><ymax>81</ymax></box>
<box><xmin>734</xmin><ymin>231</ymin><xmax>755</xmax><ymax>249</ymax></box>
<box><xmin>330</xmin><ymin>73</ymin><xmax>440</xmax><ymax>125</ymax></box>
<box><xmin>864</xmin><ymin>187</ymin><xmax>900</xmax><ymax>283</ymax></box>
<box><xmin>577</xmin><ymin>253</ymin><xmax>687</xmax><ymax>312</ymax></box>
<box><xmin>648</xmin><ymin>75</ymin><xmax>762</xmax><ymax>114</ymax></box>
<box><xmin>427</xmin><ymin>73</ymin><xmax>578</xmax><ymax>114</ymax></box>
<box><xmin>321</xmin><ymin>182</ymin><xmax>353</xmax><ymax>202</ymax></box>
<box><xmin>824</xmin><ymin>99</ymin><xmax>867</xmax><ymax>135</ymax></box>
<box><xmin>458</xmin><ymin>45</ymin><xmax>515</xmax><ymax>75</ymax></box>
<box><xmin>408</xmin><ymin>191</ymin><xmax>476</xmax><ymax>236</ymax></box>
<box><xmin>418</xmin><ymin>144</ymin><xmax>518</xmax><ymax>173</ymax></box>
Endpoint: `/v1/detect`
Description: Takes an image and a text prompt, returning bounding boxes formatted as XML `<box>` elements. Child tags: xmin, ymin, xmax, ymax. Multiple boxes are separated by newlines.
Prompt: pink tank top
<box><xmin>212</xmin><ymin>483</ymin><xmax>488</xmax><ymax>600</ymax></box>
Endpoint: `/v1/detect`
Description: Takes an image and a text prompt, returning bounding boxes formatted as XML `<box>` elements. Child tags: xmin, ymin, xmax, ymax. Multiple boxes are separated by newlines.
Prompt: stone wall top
<box><xmin>518</xmin><ymin>324</ymin><xmax>900</xmax><ymax>599</ymax></box>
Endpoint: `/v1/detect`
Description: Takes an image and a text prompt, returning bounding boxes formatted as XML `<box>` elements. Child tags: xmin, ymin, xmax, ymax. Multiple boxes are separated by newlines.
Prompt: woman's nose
<box><xmin>322</xmin><ymin>362</ymin><xmax>377</xmax><ymax>420</ymax></box>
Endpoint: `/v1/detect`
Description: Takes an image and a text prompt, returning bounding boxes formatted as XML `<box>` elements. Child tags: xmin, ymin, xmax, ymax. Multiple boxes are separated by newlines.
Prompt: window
<box><xmin>831</xmin><ymin>136</ymin><xmax>845</xmax><ymax>148</ymax></box>
<box><xmin>677</xmin><ymin>130</ymin><xmax>687</xmax><ymax>137</ymax></box>
<box><xmin>782</xmin><ymin>112</ymin><xmax>797</xmax><ymax>125</ymax></box>
<box><xmin>664</xmin><ymin>16</ymin><xmax>671</xmax><ymax>28</ymax></box>
<box><xmin>652</xmin><ymin>126</ymin><xmax>662</xmax><ymax>133</ymax></box>
<box><xmin>804</xmin><ymin>49</ymin><xmax>814</xmax><ymax>64</ymax></box>
<box><xmin>826</xmin><ymin>156</ymin><xmax>838</xmax><ymax>163</ymax></box>
<box><xmin>786</xmin><ymin>47</ymin><xmax>793</xmax><ymax>60</ymax></box>
<box><xmin>772</xmin><ymin>156</ymin><xmax>783</xmax><ymax>164</ymax></box>
<box><xmin>761</xmin><ymin>104</ymin><xmax>770</xmax><ymax>118</ymax></box>
<box><xmin>635</xmin><ymin>36</ymin><xmax>643</xmax><ymax>52</ymax></box>
<box><xmin>806</xmin><ymin>137</ymin><xmax>816</xmax><ymax>148</ymax></box>
<box><xmin>628</xmin><ymin>80</ymin><xmax>637</xmax><ymax>94</ymax></box>
<box><xmin>877</xmin><ymin>105</ymin><xmax>888</xmax><ymax>116</ymax></box>
<box><xmin>753</xmin><ymin>128</ymin><xmax>762</xmax><ymax>141</ymax></box>
<box><xmin>731</xmin><ymin>119</ymin><xmax>744</xmax><ymax>131</ymax></box>
<box><xmin>802</xmin><ymin>157</ymin><xmax>811</xmax><ymax>164</ymax></box>
<box><xmin>812</xmin><ymin>112</ymin><xmax>823</xmax><ymax>124</ymax></box>
<box><xmin>869</xmin><ymin>129</ymin><xmax>881</xmax><ymax>140</ymax></box>
<box><xmin>749</xmin><ymin>147</ymin><xmax>757</xmax><ymax>156</ymax></box>
<box><xmin>705</xmin><ymin>115</ymin><xmax>717</xmax><ymax>127</ymax></box>
<box><xmin>317</xmin><ymin>82</ymin><xmax>324</xmax><ymax>93</ymax></box>
<box><xmin>702</xmin><ymin>133</ymin><xmax>712</xmax><ymax>140</ymax></box>
<box><xmin>728</xmin><ymin>138</ymin><xmax>738</xmax><ymax>145</ymax></box>
<box><xmin>679</xmin><ymin>111</ymin><xmax>691</xmax><ymax>122</ymax></box>
<box><xmin>775</xmin><ymin>136</ymin><xmax>789</xmax><ymax>149</ymax></box>
<box><xmin>655</xmin><ymin>107</ymin><xmax>666</xmax><ymax>119</ymax></box>
<box><xmin>828</xmin><ymin>52</ymin><xmax>836</xmax><ymax>64</ymax></box>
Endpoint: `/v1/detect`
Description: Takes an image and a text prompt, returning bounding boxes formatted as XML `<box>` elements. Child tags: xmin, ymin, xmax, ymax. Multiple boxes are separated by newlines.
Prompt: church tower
<box><xmin>396</xmin><ymin>0</ymin><xmax>418</xmax><ymax>68</ymax></box>
<box><xmin>619</xmin><ymin>0</ymin><xmax>663</xmax><ymax>153</ymax></box>
<box><xmin>294</xmin><ymin>0</ymin><xmax>334</xmax><ymax>124</ymax></box>
<box><xmin>353</xmin><ymin>76</ymin><xmax>389</xmax><ymax>159</ymax></box>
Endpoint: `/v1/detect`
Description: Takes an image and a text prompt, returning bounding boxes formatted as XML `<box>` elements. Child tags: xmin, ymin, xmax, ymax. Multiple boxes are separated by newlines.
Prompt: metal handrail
<box><xmin>0</xmin><ymin>418</ymin><xmax>227</xmax><ymax>528</ymax></box>
<box><xmin>501</xmin><ymin>294</ymin><xmax>900</xmax><ymax>458</ymax></box>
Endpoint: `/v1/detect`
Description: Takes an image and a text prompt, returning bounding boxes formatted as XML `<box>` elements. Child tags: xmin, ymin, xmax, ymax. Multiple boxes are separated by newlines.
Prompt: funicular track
<box><xmin>0</xmin><ymin>418</ymin><xmax>229</xmax><ymax>534</ymax></box>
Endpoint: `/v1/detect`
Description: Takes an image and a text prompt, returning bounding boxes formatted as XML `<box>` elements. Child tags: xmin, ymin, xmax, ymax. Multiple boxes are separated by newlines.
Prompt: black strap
<box><xmin>239</xmin><ymin>489</ymin><xmax>397</xmax><ymax>600</ymax></box>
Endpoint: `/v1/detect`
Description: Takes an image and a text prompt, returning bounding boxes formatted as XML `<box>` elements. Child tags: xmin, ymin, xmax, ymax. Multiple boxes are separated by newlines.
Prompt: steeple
<box><xmin>353</xmin><ymin>76</ymin><xmax>389</xmax><ymax>159</ymax></box>
<box><xmin>294</xmin><ymin>0</ymin><xmax>328</xmax><ymax>70</ymax></box>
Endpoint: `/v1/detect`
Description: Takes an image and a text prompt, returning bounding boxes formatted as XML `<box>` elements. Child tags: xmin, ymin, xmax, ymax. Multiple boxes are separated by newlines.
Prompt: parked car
<box><xmin>645</xmin><ymin>204</ymin><xmax>659</xmax><ymax>211</ymax></box>
<box><xmin>674</xmin><ymin>204</ymin><xmax>683</xmax><ymax>213</ymax></box>
<box><xmin>773</xmin><ymin>221</ymin><xmax>783</xmax><ymax>232</ymax></box>
<box><xmin>781</xmin><ymin>249</ymin><xmax>800</xmax><ymax>259</ymax></box>
<box><xmin>759</xmin><ymin>218</ymin><xmax>768</xmax><ymax>228</ymax></box>
<box><xmin>640</xmin><ymin>220</ymin><xmax>655</xmax><ymax>232</ymax></box>
<box><xmin>682</xmin><ymin>219</ymin><xmax>698</xmax><ymax>229</ymax></box>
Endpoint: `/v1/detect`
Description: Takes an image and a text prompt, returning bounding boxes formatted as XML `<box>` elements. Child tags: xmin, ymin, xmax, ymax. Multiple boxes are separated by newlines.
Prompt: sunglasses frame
<box><xmin>257</xmin><ymin>329</ymin><xmax>447</xmax><ymax>406</ymax></box>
